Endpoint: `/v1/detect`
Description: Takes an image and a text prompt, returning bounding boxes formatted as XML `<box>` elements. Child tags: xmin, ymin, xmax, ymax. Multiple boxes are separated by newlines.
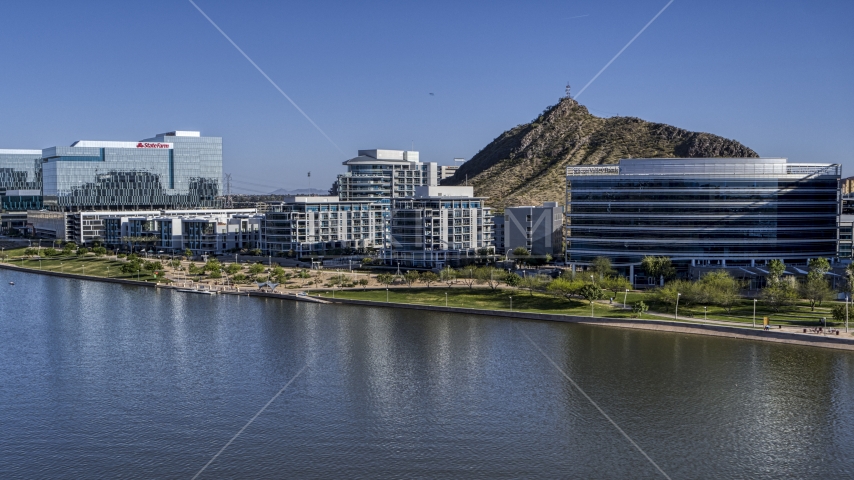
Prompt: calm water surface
<box><xmin>1</xmin><ymin>270</ymin><xmax>853</xmax><ymax>479</ymax></box>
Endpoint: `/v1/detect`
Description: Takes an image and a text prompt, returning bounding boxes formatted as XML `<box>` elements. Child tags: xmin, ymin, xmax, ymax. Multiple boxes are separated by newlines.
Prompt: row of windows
<box><xmin>570</xmin><ymin>205</ymin><xmax>837</xmax><ymax>215</ymax></box>
<box><xmin>569</xmin><ymin>192</ymin><xmax>837</xmax><ymax>202</ymax></box>
<box><xmin>567</xmin><ymin>179</ymin><xmax>838</xmax><ymax>189</ymax></box>
<box><xmin>568</xmin><ymin>241</ymin><xmax>838</xmax><ymax>261</ymax></box>
<box><xmin>569</xmin><ymin>228</ymin><xmax>837</xmax><ymax>240</ymax></box>
<box><xmin>568</xmin><ymin>216</ymin><xmax>837</xmax><ymax>228</ymax></box>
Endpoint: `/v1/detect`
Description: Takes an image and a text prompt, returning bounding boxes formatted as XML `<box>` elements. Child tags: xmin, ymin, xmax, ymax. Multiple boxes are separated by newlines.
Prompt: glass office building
<box><xmin>41</xmin><ymin>131</ymin><xmax>221</xmax><ymax>211</ymax></box>
<box><xmin>566</xmin><ymin>158</ymin><xmax>840</xmax><ymax>267</ymax></box>
<box><xmin>0</xmin><ymin>149</ymin><xmax>43</xmax><ymax>210</ymax></box>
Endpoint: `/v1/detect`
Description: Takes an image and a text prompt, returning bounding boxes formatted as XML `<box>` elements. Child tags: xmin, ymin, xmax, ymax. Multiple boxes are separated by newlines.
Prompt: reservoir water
<box><xmin>1</xmin><ymin>270</ymin><xmax>853</xmax><ymax>478</ymax></box>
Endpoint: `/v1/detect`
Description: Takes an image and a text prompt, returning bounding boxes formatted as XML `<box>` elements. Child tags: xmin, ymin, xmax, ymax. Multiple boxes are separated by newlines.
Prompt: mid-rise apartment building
<box><xmin>263</xmin><ymin>196</ymin><xmax>384</xmax><ymax>257</ymax></box>
<box><xmin>102</xmin><ymin>209</ymin><xmax>261</xmax><ymax>255</ymax></box>
<box><xmin>387</xmin><ymin>186</ymin><xmax>493</xmax><ymax>268</ymax></box>
<box><xmin>28</xmin><ymin>208</ymin><xmax>258</xmax><ymax>250</ymax></box>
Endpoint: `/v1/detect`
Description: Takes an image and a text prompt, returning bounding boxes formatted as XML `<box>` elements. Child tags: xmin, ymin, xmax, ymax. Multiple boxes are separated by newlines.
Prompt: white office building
<box><xmin>439</xmin><ymin>165</ymin><xmax>459</xmax><ymax>181</ymax></box>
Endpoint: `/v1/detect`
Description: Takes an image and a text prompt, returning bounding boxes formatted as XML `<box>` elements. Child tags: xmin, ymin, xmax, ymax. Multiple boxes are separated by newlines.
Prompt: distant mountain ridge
<box><xmin>443</xmin><ymin>97</ymin><xmax>758</xmax><ymax>209</ymax></box>
<box><xmin>269</xmin><ymin>188</ymin><xmax>328</xmax><ymax>196</ymax></box>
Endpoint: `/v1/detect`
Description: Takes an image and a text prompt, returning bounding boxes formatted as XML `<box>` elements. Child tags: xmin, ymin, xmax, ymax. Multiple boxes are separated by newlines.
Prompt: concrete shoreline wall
<box><xmin>325</xmin><ymin>298</ymin><xmax>854</xmax><ymax>351</ymax></box>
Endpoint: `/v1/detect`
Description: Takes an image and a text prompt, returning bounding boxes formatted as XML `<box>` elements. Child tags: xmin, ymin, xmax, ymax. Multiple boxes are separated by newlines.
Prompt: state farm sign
<box><xmin>136</xmin><ymin>142</ymin><xmax>172</xmax><ymax>149</ymax></box>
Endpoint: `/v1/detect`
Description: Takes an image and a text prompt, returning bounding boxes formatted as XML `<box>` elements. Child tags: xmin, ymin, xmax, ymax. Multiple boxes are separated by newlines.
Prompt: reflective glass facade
<box><xmin>566</xmin><ymin>158</ymin><xmax>840</xmax><ymax>264</ymax></box>
<box><xmin>41</xmin><ymin>132</ymin><xmax>221</xmax><ymax>211</ymax></box>
<box><xmin>0</xmin><ymin>150</ymin><xmax>41</xmax><ymax>190</ymax></box>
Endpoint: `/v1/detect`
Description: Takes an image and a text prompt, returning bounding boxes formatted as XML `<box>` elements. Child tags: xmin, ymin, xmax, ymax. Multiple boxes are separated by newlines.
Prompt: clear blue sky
<box><xmin>0</xmin><ymin>0</ymin><xmax>851</xmax><ymax>194</ymax></box>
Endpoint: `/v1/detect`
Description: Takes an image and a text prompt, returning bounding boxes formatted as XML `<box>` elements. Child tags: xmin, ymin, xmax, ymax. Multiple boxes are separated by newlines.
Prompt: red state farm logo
<box><xmin>136</xmin><ymin>142</ymin><xmax>171</xmax><ymax>148</ymax></box>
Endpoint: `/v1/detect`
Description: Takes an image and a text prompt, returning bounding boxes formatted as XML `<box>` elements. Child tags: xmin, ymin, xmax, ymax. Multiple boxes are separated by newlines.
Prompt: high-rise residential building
<box><xmin>41</xmin><ymin>130</ymin><xmax>222</xmax><ymax>211</ymax></box>
<box><xmin>503</xmin><ymin>202</ymin><xmax>564</xmax><ymax>257</ymax></box>
<box><xmin>263</xmin><ymin>196</ymin><xmax>384</xmax><ymax>257</ymax></box>
<box><xmin>565</xmin><ymin>158</ymin><xmax>840</xmax><ymax>281</ymax></box>
<box><xmin>387</xmin><ymin>186</ymin><xmax>493</xmax><ymax>268</ymax></box>
<box><xmin>0</xmin><ymin>149</ymin><xmax>43</xmax><ymax>210</ymax></box>
<box><xmin>334</xmin><ymin>149</ymin><xmax>438</xmax><ymax>203</ymax></box>
<box><xmin>330</xmin><ymin>149</ymin><xmax>439</xmax><ymax>249</ymax></box>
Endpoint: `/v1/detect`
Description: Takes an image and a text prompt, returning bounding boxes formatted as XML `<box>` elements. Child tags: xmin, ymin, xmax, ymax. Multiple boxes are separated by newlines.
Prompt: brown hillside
<box><xmin>444</xmin><ymin>97</ymin><xmax>758</xmax><ymax>209</ymax></box>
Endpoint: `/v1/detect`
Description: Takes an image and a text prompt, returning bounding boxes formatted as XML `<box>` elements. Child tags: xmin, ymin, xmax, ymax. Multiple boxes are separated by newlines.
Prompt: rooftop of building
<box><xmin>343</xmin><ymin>149</ymin><xmax>422</xmax><ymax>166</ymax></box>
<box><xmin>411</xmin><ymin>186</ymin><xmax>477</xmax><ymax>198</ymax></box>
<box><xmin>506</xmin><ymin>202</ymin><xmax>560</xmax><ymax>209</ymax></box>
<box><xmin>68</xmin><ymin>131</ymin><xmax>208</xmax><ymax>149</ymax></box>
<box><xmin>567</xmin><ymin>157</ymin><xmax>840</xmax><ymax>177</ymax></box>
<box><xmin>0</xmin><ymin>149</ymin><xmax>41</xmax><ymax>155</ymax></box>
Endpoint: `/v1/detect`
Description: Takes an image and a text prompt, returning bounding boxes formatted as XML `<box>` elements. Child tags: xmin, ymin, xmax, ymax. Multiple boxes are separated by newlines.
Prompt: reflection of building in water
<box><xmin>41</xmin><ymin>131</ymin><xmax>222</xmax><ymax>211</ymax></box>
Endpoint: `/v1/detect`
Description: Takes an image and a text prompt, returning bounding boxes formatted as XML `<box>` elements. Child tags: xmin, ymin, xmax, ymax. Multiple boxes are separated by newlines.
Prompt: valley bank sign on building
<box><xmin>41</xmin><ymin>130</ymin><xmax>222</xmax><ymax>211</ymax></box>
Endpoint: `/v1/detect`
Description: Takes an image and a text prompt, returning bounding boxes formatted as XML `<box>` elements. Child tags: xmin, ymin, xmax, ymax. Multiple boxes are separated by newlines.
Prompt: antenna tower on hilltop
<box><xmin>565</xmin><ymin>82</ymin><xmax>571</xmax><ymax>99</ymax></box>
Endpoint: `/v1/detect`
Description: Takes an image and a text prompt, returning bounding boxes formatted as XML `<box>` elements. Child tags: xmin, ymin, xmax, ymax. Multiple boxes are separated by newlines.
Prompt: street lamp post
<box><xmin>623</xmin><ymin>288</ymin><xmax>629</xmax><ymax>309</ymax></box>
<box><xmin>704</xmin><ymin>306</ymin><xmax>707</xmax><ymax>321</ymax></box>
<box><xmin>675</xmin><ymin>293</ymin><xmax>681</xmax><ymax>320</ymax></box>
<box><xmin>60</xmin><ymin>262</ymin><xmax>63</xmax><ymax>273</ymax></box>
<box><xmin>445</xmin><ymin>292</ymin><xmax>448</xmax><ymax>307</ymax></box>
<box><xmin>510</xmin><ymin>295</ymin><xmax>513</xmax><ymax>312</ymax></box>
<box><xmin>753</xmin><ymin>299</ymin><xmax>757</xmax><ymax>328</ymax></box>
<box><xmin>846</xmin><ymin>295</ymin><xmax>849</xmax><ymax>333</ymax></box>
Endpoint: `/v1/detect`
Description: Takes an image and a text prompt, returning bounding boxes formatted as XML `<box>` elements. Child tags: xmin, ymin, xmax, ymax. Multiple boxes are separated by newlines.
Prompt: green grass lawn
<box><xmin>320</xmin><ymin>287</ymin><xmax>635</xmax><ymax>318</ymax></box>
<box><xmin>321</xmin><ymin>287</ymin><xmax>846</xmax><ymax>327</ymax></box>
<box><xmin>4</xmin><ymin>254</ymin><xmax>161</xmax><ymax>282</ymax></box>
<box><xmin>617</xmin><ymin>291</ymin><xmax>839</xmax><ymax>326</ymax></box>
